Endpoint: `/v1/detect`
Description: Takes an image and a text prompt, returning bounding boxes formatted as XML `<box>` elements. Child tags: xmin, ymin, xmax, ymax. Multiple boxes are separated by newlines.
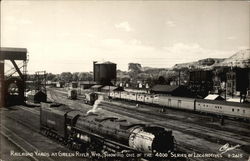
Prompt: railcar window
<box><xmin>237</xmin><ymin>109</ymin><xmax>240</xmax><ymax>112</ymax></box>
<box><xmin>243</xmin><ymin>110</ymin><xmax>245</xmax><ymax>113</ymax></box>
<box><xmin>232</xmin><ymin>108</ymin><xmax>234</xmax><ymax>112</ymax></box>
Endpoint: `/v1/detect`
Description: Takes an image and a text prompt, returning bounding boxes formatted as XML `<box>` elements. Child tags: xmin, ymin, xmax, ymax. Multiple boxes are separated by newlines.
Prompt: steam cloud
<box><xmin>87</xmin><ymin>96</ymin><xmax>103</xmax><ymax>114</ymax></box>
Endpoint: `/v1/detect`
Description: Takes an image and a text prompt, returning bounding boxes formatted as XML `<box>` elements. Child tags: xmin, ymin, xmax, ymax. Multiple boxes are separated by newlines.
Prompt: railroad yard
<box><xmin>1</xmin><ymin>87</ymin><xmax>249</xmax><ymax>161</ymax></box>
<box><xmin>1</xmin><ymin>2</ymin><xmax>250</xmax><ymax>161</ymax></box>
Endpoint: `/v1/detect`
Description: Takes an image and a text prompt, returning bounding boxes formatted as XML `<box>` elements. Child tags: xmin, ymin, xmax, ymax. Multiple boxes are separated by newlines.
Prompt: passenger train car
<box><xmin>196</xmin><ymin>99</ymin><xmax>250</xmax><ymax>119</ymax></box>
<box><xmin>109</xmin><ymin>91</ymin><xmax>250</xmax><ymax>120</ymax></box>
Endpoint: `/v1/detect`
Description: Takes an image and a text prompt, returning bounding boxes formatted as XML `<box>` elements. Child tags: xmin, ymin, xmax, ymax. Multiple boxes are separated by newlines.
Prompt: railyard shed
<box><xmin>79</xmin><ymin>81</ymin><xmax>97</xmax><ymax>89</ymax></box>
<box><xmin>150</xmin><ymin>85</ymin><xmax>193</xmax><ymax>97</ymax></box>
<box><xmin>205</xmin><ymin>94</ymin><xmax>224</xmax><ymax>101</ymax></box>
<box><xmin>90</xmin><ymin>85</ymin><xmax>103</xmax><ymax>92</ymax></box>
<box><xmin>101</xmin><ymin>86</ymin><xmax>123</xmax><ymax>93</ymax></box>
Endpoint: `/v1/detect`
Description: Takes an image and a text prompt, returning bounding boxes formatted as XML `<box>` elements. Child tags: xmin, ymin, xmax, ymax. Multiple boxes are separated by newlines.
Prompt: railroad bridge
<box><xmin>0</xmin><ymin>47</ymin><xmax>27</xmax><ymax>107</ymax></box>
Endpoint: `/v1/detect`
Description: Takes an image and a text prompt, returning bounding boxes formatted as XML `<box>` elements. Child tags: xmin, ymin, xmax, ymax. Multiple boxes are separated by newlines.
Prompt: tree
<box><xmin>78</xmin><ymin>72</ymin><xmax>93</xmax><ymax>81</ymax></box>
<box><xmin>46</xmin><ymin>73</ymin><xmax>56</xmax><ymax>81</ymax></box>
<box><xmin>72</xmin><ymin>72</ymin><xmax>79</xmax><ymax>81</ymax></box>
<box><xmin>60</xmin><ymin>72</ymin><xmax>72</xmax><ymax>83</ymax></box>
<box><xmin>158</xmin><ymin>76</ymin><xmax>166</xmax><ymax>84</ymax></box>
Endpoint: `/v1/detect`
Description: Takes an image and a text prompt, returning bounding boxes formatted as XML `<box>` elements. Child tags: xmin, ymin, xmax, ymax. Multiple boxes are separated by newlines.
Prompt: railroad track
<box><xmin>49</xmin><ymin>88</ymin><xmax>250</xmax><ymax>134</ymax></box>
<box><xmin>0</xmin><ymin>113</ymin><xmax>56</xmax><ymax>161</ymax></box>
<box><xmin>47</xmin><ymin>89</ymin><xmax>88</xmax><ymax>111</ymax></box>
<box><xmin>113</xmin><ymin>99</ymin><xmax>250</xmax><ymax>134</ymax></box>
<box><xmin>47</xmin><ymin>89</ymin><xmax>212</xmax><ymax>161</ymax></box>
<box><xmin>47</xmin><ymin>89</ymin><xmax>249</xmax><ymax>161</ymax></box>
<box><xmin>101</xmin><ymin>101</ymin><xmax>250</xmax><ymax>146</ymax></box>
<box><xmin>0</xmin><ymin>106</ymin><xmax>92</xmax><ymax>161</ymax></box>
<box><xmin>98</xmin><ymin>101</ymin><xmax>249</xmax><ymax>161</ymax></box>
<box><xmin>0</xmin><ymin>130</ymin><xmax>39</xmax><ymax>161</ymax></box>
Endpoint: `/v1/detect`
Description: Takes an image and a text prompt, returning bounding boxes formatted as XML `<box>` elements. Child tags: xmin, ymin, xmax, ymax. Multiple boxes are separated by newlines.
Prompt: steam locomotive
<box><xmin>40</xmin><ymin>102</ymin><xmax>175</xmax><ymax>158</ymax></box>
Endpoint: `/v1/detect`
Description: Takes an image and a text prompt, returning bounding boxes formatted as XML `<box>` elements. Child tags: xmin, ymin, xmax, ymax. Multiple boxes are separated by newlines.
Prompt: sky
<box><xmin>1</xmin><ymin>0</ymin><xmax>249</xmax><ymax>74</ymax></box>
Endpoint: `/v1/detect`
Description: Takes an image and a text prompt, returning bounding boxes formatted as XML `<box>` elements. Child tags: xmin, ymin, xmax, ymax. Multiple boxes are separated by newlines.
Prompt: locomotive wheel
<box><xmin>40</xmin><ymin>129</ymin><xmax>46</xmax><ymax>135</ymax></box>
<box><xmin>79</xmin><ymin>144</ymin><xmax>87</xmax><ymax>153</ymax></box>
<box><xmin>45</xmin><ymin>130</ymin><xmax>49</xmax><ymax>136</ymax></box>
<box><xmin>66</xmin><ymin>142</ymin><xmax>72</xmax><ymax>149</ymax></box>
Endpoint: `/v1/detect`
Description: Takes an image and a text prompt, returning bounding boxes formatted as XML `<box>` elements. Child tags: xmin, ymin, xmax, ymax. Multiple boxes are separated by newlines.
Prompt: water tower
<box><xmin>93</xmin><ymin>61</ymin><xmax>116</xmax><ymax>85</ymax></box>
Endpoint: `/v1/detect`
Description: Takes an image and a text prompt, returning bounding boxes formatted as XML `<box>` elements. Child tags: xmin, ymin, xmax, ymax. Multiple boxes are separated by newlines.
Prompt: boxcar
<box><xmin>114</xmin><ymin>91</ymin><xmax>121</xmax><ymax>99</ymax></box>
<box><xmin>157</xmin><ymin>95</ymin><xmax>195</xmax><ymax>111</ymax></box>
<box><xmin>110</xmin><ymin>91</ymin><xmax>115</xmax><ymax>98</ymax></box>
<box><xmin>120</xmin><ymin>91</ymin><xmax>129</xmax><ymax>100</ymax></box>
<box><xmin>129</xmin><ymin>92</ymin><xmax>137</xmax><ymax>101</ymax></box>
<box><xmin>144</xmin><ymin>94</ymin><xmax>154</xmax><ymax>104</ymax></box>
<box><xmin>136</xmin><ymin>93</ymin><xmax>145</xmax><ymax>102</ymax></box>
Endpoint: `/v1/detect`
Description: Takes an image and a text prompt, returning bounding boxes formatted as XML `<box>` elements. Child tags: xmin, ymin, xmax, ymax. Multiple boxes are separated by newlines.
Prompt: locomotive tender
<box><xmin>40</xmin><ymin>102</ymin><xmax>175</xmax><ymax>156</ymax></box>
<box><xmin>110</xmin><ymin>91</ymin><xmax>250</xmax><ymax>120</ymax></box>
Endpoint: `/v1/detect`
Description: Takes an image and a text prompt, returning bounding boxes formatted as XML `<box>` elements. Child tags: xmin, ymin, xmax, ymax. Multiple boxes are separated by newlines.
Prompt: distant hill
<box><xmin>128</xmin><ymin>63</ymin><xmax>143</xmax><ymax>73</ymax></box>
<box><xmin>219</xmin><ymin>49</ymin><xmax>250</xmax><ymax>68</ymax></box>
<box><xmin>173</xmin><ymin>49</ymin><xmax>250</xmax><ymax>70</ymax></box>
<box><xmin>173</xmin><ymin>58</ymin><xmax>225</xmax><ymax>70</ymax></box>
<box><xmin>118</xmin><ymin>49</ymin><xmax>250</xmax><ymax>82</ymax></box>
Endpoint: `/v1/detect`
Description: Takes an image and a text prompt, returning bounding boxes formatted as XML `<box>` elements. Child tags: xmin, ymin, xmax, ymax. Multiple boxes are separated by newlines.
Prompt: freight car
<box><xmin>84</xmin><ymin>92</ymin><xmax>98</xmax><ymax>105</ymax></box>
<box><xmin>109</xmin><ymin>91</ymin><xmax>250</xmax><ymax>120</ymax></box>
<box><xmin>68</xmin><ymin>89</ymin><xmax>77</xmax><ymax>100</ymax></box>
<box><xmin>40</xmin><ymin>102</ymin><xmax>175</xmax><ymax>157</ymax></box>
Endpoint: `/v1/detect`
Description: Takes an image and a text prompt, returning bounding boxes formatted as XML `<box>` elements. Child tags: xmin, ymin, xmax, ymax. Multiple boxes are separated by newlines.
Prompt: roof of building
<box><xmin>101</xmin><ymin>86</ymin><xmax>122</xmax><ymax>91</ymax></box>
<box><xmin>151</xmin><ymin>85</ymin><xmax>179</xmax><ymax>93</ymax></box>
<box><xmin>204</xmin><ymin>94</ymin><xmax>224</xmax><ymax>100</ymax></box>
<box><xmin>196</xmin><ymin>98</ymin><xmax>250</xmax><ymax>108</ymax></box>
<box><xmin>95</xmin><ymin>61</ymin><xmax>116</xmax><ymax>65</ymax></box>
<box><xmin>0</xmin><ymin>47</ymin><xmax>27</xmax><ymax>53</ymax></box>
<box><xmin>227</xmin><ymin>97</ymin><xmax>241</xmax><ymax>103</ymax></box>
<box><xmin>0</xmin><ymin>47</ymin><xmax>27</xmax><ymax>60</ymax></box>
<box><xmin>124</xmin><ymin>88</ymin><xmax>148</xmax><ymax>93</ymax></box>
<box><xmin>79</xmin><ymin>81</ymin><xmax>97</xmax><ymax>85</ymax></box>
<box><xmin>90</xmin><ymin>85</ymin><xmax>103</xmax><ymax>89</ymax></box>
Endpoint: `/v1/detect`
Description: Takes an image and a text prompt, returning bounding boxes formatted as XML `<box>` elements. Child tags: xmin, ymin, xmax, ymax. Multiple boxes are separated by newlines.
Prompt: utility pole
<box><xmin>179</xmin><ymin>70</ymin><xmax>181</xmax><ymax>86</ymax></box>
